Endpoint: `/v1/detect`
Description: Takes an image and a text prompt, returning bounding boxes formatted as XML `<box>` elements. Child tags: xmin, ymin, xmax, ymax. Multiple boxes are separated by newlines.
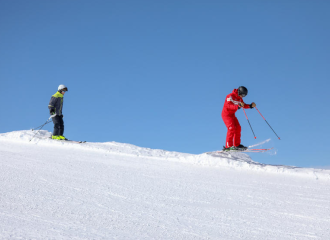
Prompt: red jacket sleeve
<box><xmin>226</xmin><ymin>94</ymin><xmax>239</xmax><ymax>111</ymax></box>
<box><xmin>242</xmin><ymin>101</ymin><xmax>251</xmax><ymax>109</ymax></box>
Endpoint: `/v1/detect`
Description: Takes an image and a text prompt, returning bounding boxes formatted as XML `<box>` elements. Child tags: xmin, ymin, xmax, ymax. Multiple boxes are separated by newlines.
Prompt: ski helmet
<box><xmin>238</xmin><ymin>86</ymin><xmax>248</xmax><ymax>97</ymax></box>
<box><xmin>58</xmin><ymin>84</ymin><xmax>68</xmax><ymax>92</ymax></box>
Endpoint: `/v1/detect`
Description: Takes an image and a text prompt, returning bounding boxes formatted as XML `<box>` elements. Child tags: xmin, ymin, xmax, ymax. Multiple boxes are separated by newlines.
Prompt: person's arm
<box><xmin>227</xmin><ymin>95</ymin><xmax>240</xmax><ymax>111</ymax></box>
<box><xmin>239</xmin><ymin>101</ymin><xmax>256</xmax><ymax>109</ymax></box>
<box><xmin>48</xmin><ymin>97</ymin><xmax>57</xmax><ymax>115</ymax></box>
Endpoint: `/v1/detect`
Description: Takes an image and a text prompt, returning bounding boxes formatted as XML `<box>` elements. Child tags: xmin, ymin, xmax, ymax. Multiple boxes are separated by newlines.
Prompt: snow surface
<box><xmin>0</xmin><ymin>130</ymin><xmax>330</xmax><ymax>239</ymax></box>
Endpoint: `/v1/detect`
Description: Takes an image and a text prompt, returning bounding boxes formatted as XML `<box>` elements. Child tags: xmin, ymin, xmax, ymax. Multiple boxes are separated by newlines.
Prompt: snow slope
<box><xmin>0</xmin><ymin>130</ymin><xmax>330</xmax><ymax>239</ymax></box>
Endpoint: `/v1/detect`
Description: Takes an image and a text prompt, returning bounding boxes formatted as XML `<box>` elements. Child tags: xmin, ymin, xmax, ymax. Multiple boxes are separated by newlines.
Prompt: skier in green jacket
<box><xmin>48</xmin><ymin>85</ymin><xmax>68</xmax><ymax>140</ymax></box>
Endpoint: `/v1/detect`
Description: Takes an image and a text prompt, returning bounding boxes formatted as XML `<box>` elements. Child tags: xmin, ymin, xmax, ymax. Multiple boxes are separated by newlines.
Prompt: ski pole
<box><xmin>243</xmin><ymin>108</ymin><xmax>257</xmax><ymax>139</ymax></box>
<box><xmin>30</xmin><ymin>115</ymin><xmax>55</xmax><ymax>142</ymax></box>
<box><xmin>32</xmin><ymin>118</ymin><xmax>52</xmax><ymax>131</ymax></box>
<box><xmin>255</xmin><ymin>107</ymin><xmax>280</xmax><ymax>140</ymax></box>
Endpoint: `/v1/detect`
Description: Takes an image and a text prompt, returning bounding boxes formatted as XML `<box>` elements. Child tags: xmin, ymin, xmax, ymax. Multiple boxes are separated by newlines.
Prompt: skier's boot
<box><xmin>52</xmin><ymin>135</ymin><xmax>61</xmax><ymax>140</ymax></box>
<box><xmin>223</xmin><ymin>146</ymin><xmax>239</xmax><ymax>151</ymax></box>
<box><xmin>59</xmin><ymin>136</ymin><xmax>67</xmax><ymax>140</ymax></box>
<box><xmin>237</xmin><ymin>144</ymin><xmax>248</xmax><ymax>151</ymax></box>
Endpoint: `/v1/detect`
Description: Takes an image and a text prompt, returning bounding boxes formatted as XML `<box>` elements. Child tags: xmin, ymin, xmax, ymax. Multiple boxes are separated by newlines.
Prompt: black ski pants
<box><xmin>52</xmin><ymin>115</ymin><xmax>64</xmax><ymax>136</ymax></box>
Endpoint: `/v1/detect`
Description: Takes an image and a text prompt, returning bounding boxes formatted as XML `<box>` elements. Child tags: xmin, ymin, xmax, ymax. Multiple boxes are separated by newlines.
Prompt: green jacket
<box><xmin>48</xmin><ymin>91</ymin><xmax>64</xmax><ymax>116</ymax></box>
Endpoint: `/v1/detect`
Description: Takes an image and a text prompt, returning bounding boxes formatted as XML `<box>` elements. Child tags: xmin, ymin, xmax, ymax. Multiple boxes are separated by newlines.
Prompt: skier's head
<box><xmin>238</xmin><ymin>86</ymin><xmax>248</xmax><ymax>97</ymax></box>
<box><xmin>58</xmin><ymin>84</ymin><xmax>68</xmax><ymax>93</ymax></box>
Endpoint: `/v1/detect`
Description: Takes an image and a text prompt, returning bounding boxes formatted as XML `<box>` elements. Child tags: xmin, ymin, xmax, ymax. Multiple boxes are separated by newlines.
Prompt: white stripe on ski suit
<box><xmin>227</xmin><ymin>96</ymin><xmax>242</xmax><ymax>105</ymax></box>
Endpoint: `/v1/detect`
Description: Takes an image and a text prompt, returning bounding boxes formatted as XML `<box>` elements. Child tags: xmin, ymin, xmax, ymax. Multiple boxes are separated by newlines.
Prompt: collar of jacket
<box><xmin>232</xmin><ymin>89</ymin><xmax>239</xmax><ymax>96</ymax></box>
<box><xmin>52</xmin><ymin>91</ymin><xmax>64</xmax><ymax>98</ymax></box>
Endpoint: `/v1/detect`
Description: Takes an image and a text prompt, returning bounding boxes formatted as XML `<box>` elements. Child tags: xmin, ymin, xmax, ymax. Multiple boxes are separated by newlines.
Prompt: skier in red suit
<box><xmin>222</xmin><ymin>86</ymin><xmax>256</xmax><ymax>151</ymax></box>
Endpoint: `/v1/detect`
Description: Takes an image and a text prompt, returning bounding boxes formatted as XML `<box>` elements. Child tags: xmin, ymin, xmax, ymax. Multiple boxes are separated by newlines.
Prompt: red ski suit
<box><xmin>222</xmin><ymin>89</ymin><xmax>251</xmax><ymax>148</ymax></box>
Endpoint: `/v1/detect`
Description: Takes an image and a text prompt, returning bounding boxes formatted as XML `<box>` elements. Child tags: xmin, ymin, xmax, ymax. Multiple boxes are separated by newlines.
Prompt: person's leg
<box><xmin>52</xmin><ymin>116</ymin><xmax>61</xmax><ymax>136</ymax></box>
<box><xmin>233</xmin><ymin>117</ymin><xmax>241</xmax><ymax>147</ymax></box>
<box><xmin>59</xmin><ymin>116</ymin><xmax>64</xmax><ymax>136</ymax></box>
<box><xmin>223</xmin><ymin>116</ymin><xmax>236</xmax><ymax>148</ymax></box>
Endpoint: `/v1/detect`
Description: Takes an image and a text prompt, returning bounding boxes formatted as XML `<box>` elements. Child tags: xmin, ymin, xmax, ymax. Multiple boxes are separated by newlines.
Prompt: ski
<box><xmin>220</xmin><ymin>147</ymin><xmax>273</xmax><ymax>153</ymax></box>
<box><xmin>44</xmin><ymin>137</ymin><xmax>86</xmax><ymax>143</ymax></box>
<box><xmin>63</xmin><ymin>139</ymin><xmax>86</xmax><ymax>143</ymax></box>
<box><xmin>206</xmin><ymin>147</ymin><xmax>273</xmax><ymax>155</ymax></box>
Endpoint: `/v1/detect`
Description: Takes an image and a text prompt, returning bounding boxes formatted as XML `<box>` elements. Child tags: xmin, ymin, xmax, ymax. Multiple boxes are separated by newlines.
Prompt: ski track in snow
<box><xmin>0</xmin><ymin>130</ymin><xmax>330</xmax><ymax>239</ymax></box>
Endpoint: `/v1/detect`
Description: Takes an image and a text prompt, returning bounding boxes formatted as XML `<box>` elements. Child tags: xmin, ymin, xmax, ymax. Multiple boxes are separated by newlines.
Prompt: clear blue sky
<box><xmin>1</xmin><ymin>0</ymin><xmax>329</xmax><ymax>168</ymax></box>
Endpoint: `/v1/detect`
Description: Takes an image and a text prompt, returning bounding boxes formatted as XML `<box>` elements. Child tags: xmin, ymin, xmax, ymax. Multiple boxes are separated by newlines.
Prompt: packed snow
<box><xmin>0</xmin><ymin>130</ymin><xmax>329</xmax><ymax>239</ymax></box>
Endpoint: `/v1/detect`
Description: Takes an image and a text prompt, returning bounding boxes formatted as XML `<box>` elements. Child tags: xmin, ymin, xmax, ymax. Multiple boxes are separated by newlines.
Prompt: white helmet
<box><xmin>58</xmin><ymin>84</ymin><xmax>68</xmax><ymax>92</ymax></box>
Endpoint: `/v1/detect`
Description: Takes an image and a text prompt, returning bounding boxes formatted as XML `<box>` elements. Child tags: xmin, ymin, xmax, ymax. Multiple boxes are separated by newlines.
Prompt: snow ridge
<box><xmin>1</xmin><ymin>130</ymin><xmax>329</xmax><ymax>181</ymax></box>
